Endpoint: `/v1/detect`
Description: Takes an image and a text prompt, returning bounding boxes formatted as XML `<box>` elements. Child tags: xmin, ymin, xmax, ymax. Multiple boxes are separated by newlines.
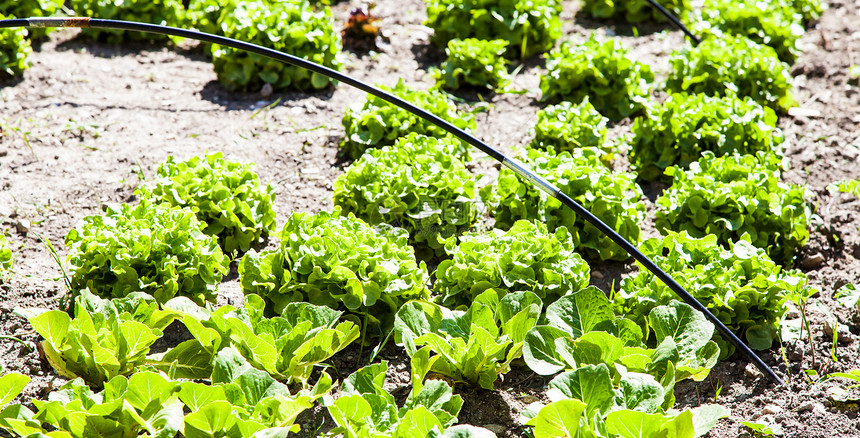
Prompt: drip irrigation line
<box><xmin>643</xmin><ymin>0</ymin><xmax>701</xmax><ymax>45</ymax></box>
<box><xmin>0</xmin><ymin>17</ymin><xmax>781</xmax><ymax>385</ymax></box>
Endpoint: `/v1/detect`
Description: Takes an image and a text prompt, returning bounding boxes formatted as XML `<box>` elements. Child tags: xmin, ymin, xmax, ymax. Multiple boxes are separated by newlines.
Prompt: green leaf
<box><xmin>619</xmin><ymin>372</ymin><xmax>665</xmax><ymax>413</ymax></box>
<box><xmin>834</xmin><ymin>283</ymin><xmax>859</xmax><ymax>309</ymax></box>
<box><xmin>155</xmin><ymin>339</ymin><xmax>214</xmax><ymax>380</ymax></box>
<box><xmin>523</xmin><ymin>326</ymin><xmax>571</xmax><ymax>375</ymax></box>
<box><xmin>0</xmin><ymin>373</ymin><xmax>29</xmax><ymax>407</ymax></box>
<box><xmin>691</xmin><ymin>405</ymin><xmax>730</xmax><ymax>437</ymax></box>
<box><xmin>546</xmin><ymin>364</ymin><xmax>615</xmax><ymax>416</ymax></box>
<box><xmin>546</xmin><ymin>287</ymin><xmax>614</xmax><ymax>338</ymax></box>
<box><xmin>532</xmin><ymin>399</ymin><xmax>587</xmax><ymax>438</ymax></box>
<box><xmin>179</xmin><ymin>382</ymin><xmax>227</xmax><ymax>412</ymax></box>
<box><xmin>184</xmin><ymin>400</ymin><xmax>234</xmax><ymax>438</ymax></box>
<box><xmin>605</xmin><ymin>409</ymin><xmax>696</xmax><ymax>438</ymax></box>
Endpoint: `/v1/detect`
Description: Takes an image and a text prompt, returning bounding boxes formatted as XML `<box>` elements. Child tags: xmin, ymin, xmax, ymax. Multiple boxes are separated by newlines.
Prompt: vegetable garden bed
<box><xmin>1</xmin><ymin>0</ymin><xmax>859</xmax><ymax>436</ymax></box>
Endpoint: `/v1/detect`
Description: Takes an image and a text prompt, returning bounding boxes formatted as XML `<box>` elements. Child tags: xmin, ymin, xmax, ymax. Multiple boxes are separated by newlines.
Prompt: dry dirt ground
<box><xmin>1</xmin><ymin>0</ymin><xmax>859</xmax><ymax>437</ymax></box>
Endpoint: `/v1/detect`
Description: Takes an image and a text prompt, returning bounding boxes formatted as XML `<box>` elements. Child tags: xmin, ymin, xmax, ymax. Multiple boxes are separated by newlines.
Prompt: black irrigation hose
<box><xmin>0</xmin><ymin>17</ymin><xmax>781</xmax><ymax>385</ymax></box>
<box><xmin>643</xmin><ymin>0</ymin><xmax>702</xmax><ymax>45</ymax></box>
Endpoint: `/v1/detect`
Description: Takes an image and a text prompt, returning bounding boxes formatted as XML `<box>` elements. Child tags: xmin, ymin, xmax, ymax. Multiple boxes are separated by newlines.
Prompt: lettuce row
<box><xmin>161</xmin><ymin>294</ymin><xmax>358</xmax><ymax>385</ymax></box>
<box><xmin>580</xmin><ymin>0</ymin><xmax>689</xmax><ymax>23</ymax></box>
<box><xmin>666</xmin><ymin>34</ymin><xmax>796</xmax><ymax>113</ymax></box>
<box><xmin>530</xmin><ymin>98</ymin><xmax>612</xmax><ymax>164</ymax></box>
<box><xmin>327</xmin><ymin>357</ymin><xmax>496</xmax><ymax>437</ymax></box>
<box><xmin>0</xmin><ymin>13</ymin><xmax>31</xmax><ymax>78</ymax></box>
<box><xmin>65</xmin><ymin>201</ymin><xmax>229</xmax><ymax>305</ymax></box>
<box><xmin>0</xmin><ymin>365</ymin><xmax>330</xmax><ymax>438</ymax></box>
<box><xmin>340</xmin><ymin>79</ymin><xmax>477</xmax><ymax>160</ymax></box>
<box><xmin>137</xmin><ymin>152</ymin><xmax>277</xmax><ymax>255</ymax></box>
<box><xmin>0</xmin><ymin>233</ymin><xmax>12</xmax><ymax>282</ymax></box>
<box><xmin>239</xmin><ymin>210</ymin><xmax>429</xmax><ymax>335</ymax></box>
<box><xmin>333</xmin><ymin>134</ymin><xmax>480</xmax><ymax>257</ymax></box>
<box><xmin>482</xmin><ymin>147</ymin><xmax>646</xmax><ymax>261</ymax></box>
<box><xmin>435</xmin><ymin>219</ymin><xmax>590</xmax><ymax>309</ymax></box>
<box><xmin>614</xmin><ymin>231</ymin><xmax>808</xmax><ymax>354</ymax></box>
<box><xmin>433</xmin><ymin>38</ymin><xmax>511</xmax><ymax>91</ymax></box>
<box><xmin>0</xmin><ymin>0</ymin><xmax>64</xmax><ymax>39</ymax></box>
<box><xmin>424</xmin><ymin>0</ymin><xmax>562</xmax><ymax>59</ymax></box>
<box><xmin>395</xmin><ymin>290</ymin><xmax>542</xmax><ymax>390</ymax></box>
<box><xmin>540</xmin><ymin>34</ymin><xmax>654</xmax><ymax>120</ymax></box>
<box><xmin>26</xmin><ymin>290</ymin><xmax>177</xmax><ymax>387</ymax></box>
<box><xmin>631</xmin><ymin>93</ymin><xmax>783</xmax><ymax>181</ymax></box>
<box><xmin>212</xmin><ymin>0</ymin><xmax>341</xmax><ymax>91</ymax></box>
<box><xmin>71</xmin><ymin>0</ymin><xmax>184</xmax><ymax>43</ymax></box>
<box><xmin>656</xmin><ymin>151</ymin><xmax>810</xmax><ymax>264</ymax></box>
<box><xmin>686</xmin><ymin>0</ymin><xmax>804</xmax><ymax>64</ymax></box>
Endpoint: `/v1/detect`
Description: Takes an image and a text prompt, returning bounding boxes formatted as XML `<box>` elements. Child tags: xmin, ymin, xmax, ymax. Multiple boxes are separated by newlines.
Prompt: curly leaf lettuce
<box><xmin>137</xmin><ymin>152</ymin><xmax>276</xmax><ymax>255</ymax></box>
<box><xmin>0</xmin><ymin>13</ymin><xmax>31</xmax><ymax>78</ymax></box>
<box><xmin>482</xmin><ymin>147</ymin><xmax>646</xmax><ymax>261</ymax></box>
<box><xmin>340</xmin><ymin>79</ymin><xmax>476</xmax><ymax>159</ymax></box>
<box><xmin>656</xmin><ymin>151</ymin><xmax>810</xmax><ymax>264</ymax></box>
<box><xmin>435</xmin><ymin>220</ymin><xmax>590</xmax><ymax>309</ymax></box>
<box><xmin>530</xmin><ymin>98</ymin><xmax>612</xmax><ymax>164</ymax></box>
<box><xmin>0</xmin><ymin>0</ymin><xmax>64</xmax><ymax>39</ymax></box>
<box><xmin>433</xmin><ymin>38</ymin><xmax>510</xmax><ymax>90</ymax></box>
<box><xmin>334</xmin><ymin>134</ymin><xmax>479</xmax><ymax>257</ymax></box>
<box><xmin>65</xmin><ymin>201</ymin><xmax>229</xmax><ymax>305</ymax></box>
<box><xmin>581</xmin><ymin>0</ymin><xmax>689</xmax><ymax>23</ymax></box>
<box><xmin>239</xmin><ymin>210</ymin><xmax>429</xmax><ymax>335</ymax></box>
<box><xmin>631</xmin><ymin>93</ymin><xmax>783</xmax><ymax>181</ymax></box>
<box><xmin>71</xmin><ymin>0</ymin><xmax>184</xmax><ymax>43</ymax></box>
<box><xmin>666</xmin><ymin>34</ymin><xmax>796</xmax><ymax>113</ymax></box>
<box><xmin>540</xmin><ymin>34</ymin><xmax>654</xmax><ymax>120</ymax></box>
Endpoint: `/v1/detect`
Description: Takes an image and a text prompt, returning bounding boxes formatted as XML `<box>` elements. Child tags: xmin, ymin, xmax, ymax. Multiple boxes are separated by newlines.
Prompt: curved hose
<box><xmin>0</xmin><ymin>16</ymin><xmax>778</xmax><ymax>385</ymax></box>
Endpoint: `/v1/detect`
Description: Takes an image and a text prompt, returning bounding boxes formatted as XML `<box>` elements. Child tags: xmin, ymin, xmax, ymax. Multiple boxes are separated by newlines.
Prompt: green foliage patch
<box><xmin>433</xmin><ymin>38</ymin><xmax>510</xmax><ymax>91</ymax></box>
<box><xmin>688</xmin><ymin>0</ymin><xmax>804</xmax><ymax>63</ymax></box>
<box><xmin>666</xmin><ymin>34</ymin><xmax>796</xmax><ymax>113</ymax></box>
<box><xmin>0</xmin><ymin>233</ymin><xmax>12</xmax><ymax>282</ymax></box>
<box><xmin>340</xmin><ymin>79</ymin><xmax>476</xmax><ymax>160</ymax></box>
<box><xmin>137</xmin><ymin>152</ymin><xmax>276</xmax><ymax>255</ymax></box>
<box><xmin>435</xmin><ymin>220</ymin><xmax>590</xmax><ymax>309</ymax></box>
<box><xmin>212</xmin><ymin>0</ymin><xmax>341</xmax><ymax>91</ymax></box>
<box><xmin>239</xmin><ymin>210</ymin><xmax>429</xmax><ymax>335</ymax></box>
<box><xmin>482</xmin><ymin>147</ymin><xmax>646</xmax><ymax>261</ymax></box>
<box><xmin>530</xmin><ymin>98</ymin><xmax>611</xmax><ymax>164</ymax></box>
<box><xmin>0</xmin><ymin>14</ymin><xmax>31</xmax><ymax>78</ymax></box>
<box><xmin>333</xmin><ymin>134</ymin><xmax>479</xmax><ymax>257</ymax></box>
<box><xmin>65</xmin><ymin>202</ymin><xmax>229</xmax><ymax>305</ymax></box>
<box><xmin>580</xmin><ymin>0</ymin><xmax>689</xmax><ymax>23</ymax></box>
<box><xmin>631</xmin><ymin>93</ymin><xmax>783</xmax><ymax>181</ymax></box>
<box><xmin>613</xmin><ymin>231</ymin><xmax>807</xmax><ymax>354</ymax></box>
<box><xmin>656</xmin><ymin>151</ymin><xmax>810</xmax><ymax>264</ymax></box>
<box><xmin>0</xmin><ymin>0</ymin><xmax>64</xmax><ymax>39</ymax></box>
<box><xmin>424</xmin><ymin>0</ymin><xmax>562</xmax><ymax>59</ymax></box>
<box><xmin>540</xmin><ymin>34</ymin><xmax>654</xmax><ymax>120</ymax></box>
<box><xmin>71</xmin><ymin>0</ymin><xmax>184</xmax><ymax>43</ymax></box>
<box><xmin>395</xmin><ymin>290</ymin><xmax>542</xmax><ymax>389</ymax></box>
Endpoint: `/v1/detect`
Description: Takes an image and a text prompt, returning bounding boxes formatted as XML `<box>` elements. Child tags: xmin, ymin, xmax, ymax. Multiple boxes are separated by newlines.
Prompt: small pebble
<box><xmin>591</xmin><ymin>271</ymin><xmax>604</xmax><ymax>280</ymax></box>
<box><xmin>16</xmin><ymin>219</ymin><xmax>30</xmax><ymax>234</ymax></box>
<box><xmin>797</xmin><ymin>402</ymin><xmax>815</xmax><ymax>412</ymax></box>
<box><xmin>521</xmin><ymin>394</ymin><xmax>539</xmax><ymax>404</ymax></box>
<box><xmin>812</xmin><ymin>403</ymin><xmax>826</xmax><ymax>416</ymax></box>
<box><xmin>801</xmin><ymin>253</ymin><xmax>825</xmax><ymax>269</ymax></box>
<box><xmin>482</xmin><ymin>424</ymin><xmax>506</xmax><ymax>435</ymax></box>
<box><xmin>762</xmin><ymin>405</ymin><xmax>784</xmax><ymax>415</ymax></box>
<box><xmin>260</xmin><ymin>83</ymin><xmax>274</xmax><ymax>97</ymax></box>
<box><xmin>745</xmin><ymin>363</ymin><xmax>763</xmax><ymax>379</ymax></box>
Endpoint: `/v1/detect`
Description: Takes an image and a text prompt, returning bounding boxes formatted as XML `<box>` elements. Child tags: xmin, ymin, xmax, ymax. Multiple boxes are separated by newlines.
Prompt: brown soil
<box><xmin>1</xmin><ymin>0</ymin><xmax>859</xmax><ymax>437</ymax></box>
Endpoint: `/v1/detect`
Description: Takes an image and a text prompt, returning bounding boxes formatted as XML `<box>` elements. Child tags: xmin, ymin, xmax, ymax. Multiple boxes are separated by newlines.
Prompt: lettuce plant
<box><xmin>212</xmin><ymin>0</ymin><xmax>341</xmax><ymax>91</ymax></box>
<box><xmin>656</xmin><ymin>151</ymin><xmax>810</xmax><ymax>264</ymax></box>
<box><xmin>65</xmin><ymin>201</ymin><xmax>229</xmax><ymax>305</ymax></box>
<box><xmin>435</xmin><ymin>220</ymin><xmax>590</xmax><ymax>308</ymax></box>
<box><xmin>183</xmin><ymin>0</ymin><xmax>233</xmax><ymax>35</ymax></box>
<box><xmin>0</xmin><ymin>234</ymin><xmax>12</xmax><ymax>282</ymax></box>
<box><xmin>581</xmin><ymin>0</ymin><xmax>689</xmax><ymax>23</ymax></box>
<box><xmin>482</xmin><ymin>147</ymin><xmax>646</xmax><ymax>261</ymax></box>
<box><xmin>530</xmin><ymin>98</ymin><xmax>611</xmax><ymax>164</ymax></box>
<box><xmin>0</xmin><ymin>14</ymin><xmax>31</xmax><ymax>78</ymax></box>
<box><xmin>239</xmin><ymin>210</ymin><xmax>429</xmax><ymax>335</ymax></box>
<box><xmin>162</xmin><ymin>294</ymin><xmax>358</xmax><ymax>385</ymax></box>
<box><xmin>666</xmin><ymin>34</ymin><xmax>796</xmax><ymax>113</ymax></box>
<box><xmin>687</xmin><ymin>0</ymin><xmax>804</xmax><ymax>63</ymax></box>
<box><xmin>540</xmin><ymin>34</ymin><xmax>654</xmax><ymax>120</ymax></box>
<box><xmin>137</xmin><ymin>152</ymin><xmax>277</xmax><ymax>255</ymax></box>
<box><xmin>631</xmin><ymin>93</ymin><xmax>783</xmax><ymax>181</ymax></box>
<box><xmin>614</xmin><ymin>231</ymin><xmax>808</xmax><ymax>353</ymax></box>
<box><xmin>788</xmin><ymin>0</ymin><xmax>824</xmax><ymax>21</ymax></box>
<box><xmin>340</xmin><ymin>79</ymin><xmax>476</xmax><ymax>159</ymax></box>
<box><xmin>395</xmin><ymin>290</ymin><xmax>542</xmax><ymax>389</ymax></box>
<box><xmin>0</xmin><ymin>0</ymin><xmax>64</xmax><ymax>39</ymax></box>
<box><xmin>71</xmin><ymin>0</ymin><xmax>184</xmax><ymax>43</ymax></box>
<box><xmin>433</xmin><ymin>38</ymin><xmax>510</xmax><ymax>90</ymax></box>
<box><xmin>425</xmin><ymin>0</ymin><xmax>562</xmax><ymax>58</ymax></box>
<box><xmin>26</xmin><ymin>290</ymin><xmax>176</xmax><ymax>387</ymax></box>
<box><xmin>327</xmin><ymin>356</ymin><xmax>494</xmax><ymax>437</ymax></box>
<box><xmin>334</xmin><ymin>134</ymin><xmax>479</xmax><ymax>257</ymax></box>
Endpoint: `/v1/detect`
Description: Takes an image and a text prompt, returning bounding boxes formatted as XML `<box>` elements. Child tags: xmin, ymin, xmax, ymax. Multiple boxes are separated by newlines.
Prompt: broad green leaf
<box><xmin>649</xmin><ymin>301</ymin><xmax>714</xmax><ymax>358</ymax></box>
<box><xmin>606</xmin><ymin>409</ymin><xmax>695</xmax><ymax>438</ymax></box>
<box><xmin>440</xmin><ymin>424</ymin><xmax>498</xmax><ymax>437</ymax></box>
<box><xmin>179</xmin><ymin>382</ymin><xmax>227</xmax><ymax>412</ymax></box>
<box><xmin>691</xmin><ymin>405</ymin><xmax>730</xmax><ymax>437</ymax></box>
<box><xmin>532</xmin><ymin>399</ymin><xmax>587</xmax><ymax>438</ymax></box>
<box><xmin>394</xmin><ymin>406</ymin><xmax>444</xmax><ymax>438</ymax></box>
<box><xmin>619</xmin><ymin>373</ymin><xmax>664</xmax><ymax>413</ymax></box>
<box><xmin>523</xmin><ymin>326</ymin><xmax>570</xmax><ymax>375</ymax></box>
<box><xmin>155</xmin><ymin>339</ymin><xmax>214</xmax><ymax>380</ymax></box>
<box><xmin>546</xmin><ymin>287</ymin><xmax>614</xmax><ymax>338</ymax></box>
<box><xmin>572</xmin><ymin>331</ymin><xmax>624</xmax><ymax>367</ymax></box>
<box><xmin>0</xmin><ymin>373</ymin><xmax>29</xmax><ymax>407</ymax></box>
<box><xmin>125</xmin><ymin>372</ymin><xmax>176</xmax><ymax>412</ymax></box>
<box><xmin>547</xmin><ymin>364</ymin><xmax>615</xmax><ymax>416</ymax></box>
<box><xmin>184</xmin><ymin>400</ymin><xmax>234</xmax><ymax>438</ymax></box>
<box><xmin>29</xmin><ymin>311</ymin><xmax>70</xmax><ymax>348</ymax></box>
